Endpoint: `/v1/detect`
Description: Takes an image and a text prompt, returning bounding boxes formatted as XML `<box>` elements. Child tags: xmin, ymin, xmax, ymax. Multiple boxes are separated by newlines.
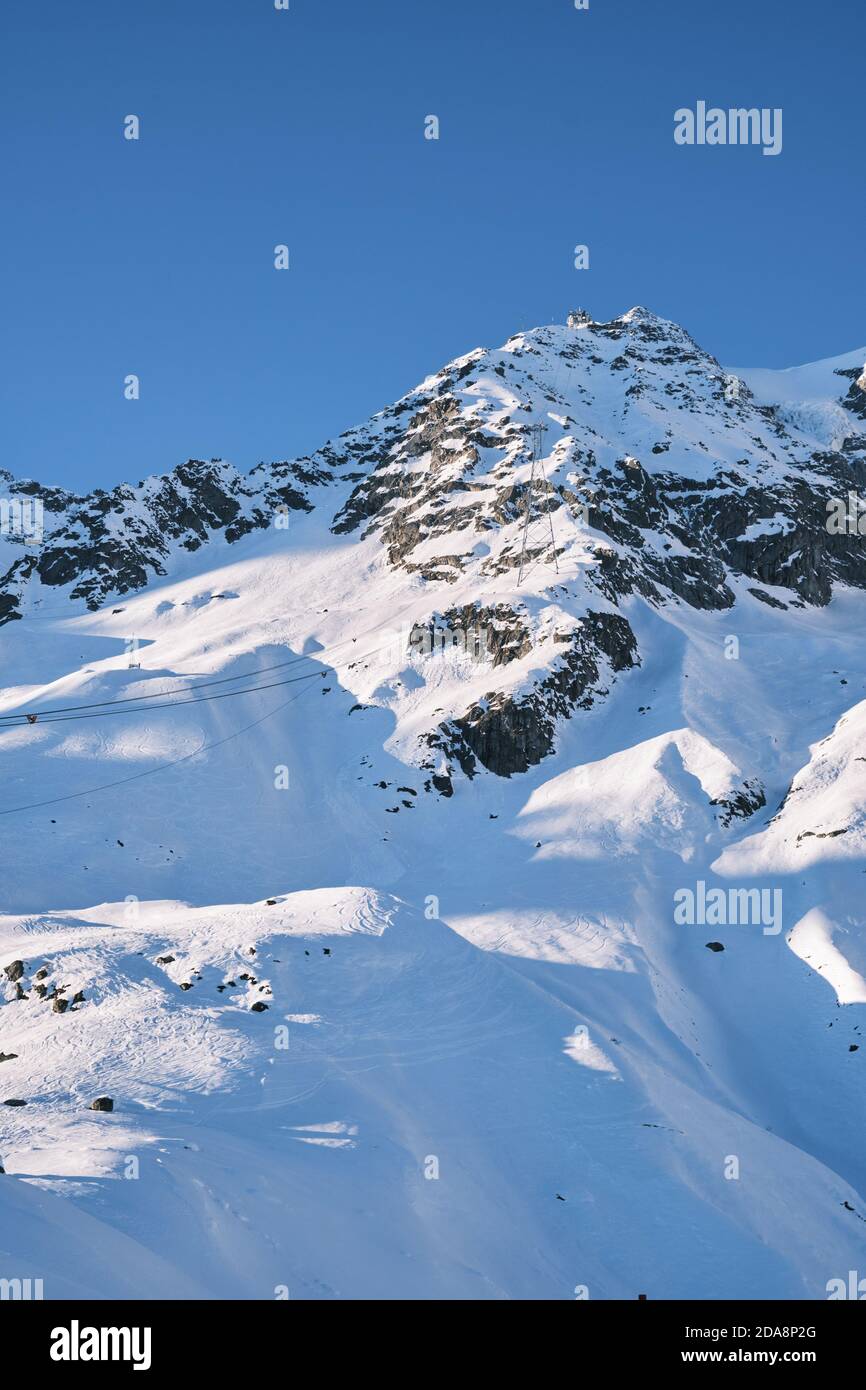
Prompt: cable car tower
<box><xmin>517</xmin><ymin>420</ymin><xmax>559</xmax><ymax>586</ymax></box>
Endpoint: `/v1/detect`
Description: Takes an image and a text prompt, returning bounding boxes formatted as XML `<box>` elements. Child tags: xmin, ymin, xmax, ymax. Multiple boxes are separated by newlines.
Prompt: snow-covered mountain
<box><xmin>2</xmin><ymin>307</ymin><xmax>866</xmax><ymax>1299</ymax></box>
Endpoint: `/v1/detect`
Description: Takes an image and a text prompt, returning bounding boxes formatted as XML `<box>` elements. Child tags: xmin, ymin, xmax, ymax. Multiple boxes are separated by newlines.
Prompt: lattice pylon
<box><xmin>517</xmin><ymin>421</ymin><xmax>559</xmax><ymax>586</ymax></box>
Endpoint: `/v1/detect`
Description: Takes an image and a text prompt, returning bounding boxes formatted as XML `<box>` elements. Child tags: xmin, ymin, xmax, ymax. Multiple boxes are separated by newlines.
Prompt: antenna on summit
<box><xmin>517</xmin><ymin>420</ymin><xmax>559</xmax><ymax>587</ymax></box>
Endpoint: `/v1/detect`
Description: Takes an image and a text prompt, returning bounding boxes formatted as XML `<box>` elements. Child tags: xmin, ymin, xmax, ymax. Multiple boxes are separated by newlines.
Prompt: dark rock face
<box><xmin>0</xmin><ymin>593</ymin><xmax>22</xmax><ymax>625</ymax></box>
<box><xmin>705</xmin><ymin>942</ymin><xmax>725</xmax><ymax>953</ymax></box>
<box><xmin>3</xmin><ymin>961</ymin><xmax>25</xmax><ymax>983</ymax></box>
<box><xmin>0</xmin><ymin>457</ymin><xmax>330</xmax><ymax>626</ymax></box>
<box><xmin>89</xmin><ymin>1096</ymin><xmax>114</xmax><ymax>1112</ymax></box>
<box><xmin>837</xmin><ymin>366</ymin><xmax>866</xmax><ymax>421</ymax></box>
<box><xmin>567</xmin><ymin>455</ymin><xmax>862</xmax><ymax>612</ymax></box>
<box><xmin>429</xmin><ymin>611</ymin><xmax>639</xmax><ymax>777</ymax></box>
<box><xmin>711</xmin><ymin>780</ymin><xmax>767</xmax><ymax>828</ymax></box>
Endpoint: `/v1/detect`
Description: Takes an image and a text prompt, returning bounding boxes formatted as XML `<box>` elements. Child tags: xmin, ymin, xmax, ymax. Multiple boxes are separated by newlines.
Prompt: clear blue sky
<box><xmin>2</xmin><ymin>0</ymin><xmax>863</xmax><ymax>492</ymax></box>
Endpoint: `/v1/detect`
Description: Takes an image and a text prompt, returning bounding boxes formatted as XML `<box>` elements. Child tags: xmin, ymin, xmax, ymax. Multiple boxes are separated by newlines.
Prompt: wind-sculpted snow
<box><xmin>2</xmin><ymin>882</ymin><xmax>866</xmax><ymax>1299</ymax></box>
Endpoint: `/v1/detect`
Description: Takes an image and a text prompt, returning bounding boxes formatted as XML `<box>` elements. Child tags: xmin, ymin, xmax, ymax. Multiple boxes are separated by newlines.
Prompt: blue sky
<box><xmin>2</xmin><ymin>0</ymin><xmax>863</xmax><ymax>492</ymax></box>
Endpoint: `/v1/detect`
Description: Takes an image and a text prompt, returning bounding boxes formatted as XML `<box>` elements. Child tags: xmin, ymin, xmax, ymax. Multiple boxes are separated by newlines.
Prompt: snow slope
<box><xmin>735</xmin><ymin>345</ymin><xmax>866</xmax><ymax>452</ymax></box>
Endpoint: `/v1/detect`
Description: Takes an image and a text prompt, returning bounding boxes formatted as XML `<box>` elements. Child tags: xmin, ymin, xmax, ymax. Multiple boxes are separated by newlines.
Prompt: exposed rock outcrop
<box><xmin>428</xmin><ymin>610</ymin><xmax>639</xmax><ymax>777</ymax></box>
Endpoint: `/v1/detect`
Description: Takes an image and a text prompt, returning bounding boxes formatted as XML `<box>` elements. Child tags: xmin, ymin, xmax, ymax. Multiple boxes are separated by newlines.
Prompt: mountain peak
<box><xmin>619</xmin><ymin>304</ymin><xmax>661</xmax><ymax>323</ymax></box>
<box><xmin>565</xmin><ymin>305</ymin><xmax>667</xmax><ymax>332</ymax></box>
<box><xmin>2</xmin><ymin>309</ymin><xmax>866</xmax><ymax>634</ymax></box>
